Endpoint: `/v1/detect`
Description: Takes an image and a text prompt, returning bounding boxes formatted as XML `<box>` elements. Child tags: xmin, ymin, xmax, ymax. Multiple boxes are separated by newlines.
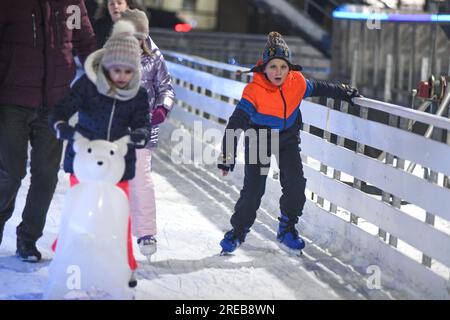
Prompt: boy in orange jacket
<box><xmin>218</xmin><ymin>32</ymin><xmax>359</xmax><ymax>254</ymax></box>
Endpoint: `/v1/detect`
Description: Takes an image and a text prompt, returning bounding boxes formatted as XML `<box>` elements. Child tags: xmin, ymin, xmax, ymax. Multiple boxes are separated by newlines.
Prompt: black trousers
<box><xmin>230</xmin><ymin>128</ymin><xmax>307</xmax><ymax>231</ymax></box>
<box><xmin>0</xmin><ymin>105</ymin><xmax>62</xmax><ymax>244</ymax></box>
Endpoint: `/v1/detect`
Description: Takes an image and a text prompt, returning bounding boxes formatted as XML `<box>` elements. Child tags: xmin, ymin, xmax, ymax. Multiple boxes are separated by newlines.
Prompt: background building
<box><xmin>143</xmin><ymin>0</ymin><xmax>218</xmax><ymax>30</ymax></box>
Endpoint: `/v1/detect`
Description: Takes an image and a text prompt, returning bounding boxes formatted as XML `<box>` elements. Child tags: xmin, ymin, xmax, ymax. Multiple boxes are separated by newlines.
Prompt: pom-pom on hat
<box><xmin>249</xmin><ymin>31</ymin><xmax>303</xmax><ymax>73</ymax></box>
<box><xmin>120</xmin><ymin>8</ymin><xmax>150</xmax><ymax>40</ymax></box>
<box><xmin>101</xmin><ymin>20</ymin><xmax>141</xmax><ymax>71</ymax></box>
<box><xmin>263</xmin><ymin>32</ymin><xmax>291</xmax><ymax>64</ymax></box>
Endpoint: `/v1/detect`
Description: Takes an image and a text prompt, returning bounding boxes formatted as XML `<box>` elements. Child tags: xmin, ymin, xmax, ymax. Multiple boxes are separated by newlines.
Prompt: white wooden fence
<box><xmin>159</xmin><ymin>51</ymin><xmax>450</xmax><ymax>299</ymax></box>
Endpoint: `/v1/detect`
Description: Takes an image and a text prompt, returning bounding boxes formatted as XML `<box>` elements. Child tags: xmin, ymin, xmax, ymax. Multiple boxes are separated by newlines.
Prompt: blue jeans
<box><xmin>0</xmin><ymin>105</ymin><xmax>62</xmax><ymax>244</ymax></box>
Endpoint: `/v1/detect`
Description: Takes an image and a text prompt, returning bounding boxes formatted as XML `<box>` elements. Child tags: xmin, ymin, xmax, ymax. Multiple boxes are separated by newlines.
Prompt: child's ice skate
<box><xmin>137</xmin><ymin>235</ymin><xmax>157</xmax><ymax>262</ymax></box>
<box><xmin>219</xmin><ymin>228</ymin><xmax>249</xmax><ymax>255</ymax></box>
<box><xmin>277</xmin><ymin>214</ymin><xmax>305</xmax><ymax>256</ymax></box>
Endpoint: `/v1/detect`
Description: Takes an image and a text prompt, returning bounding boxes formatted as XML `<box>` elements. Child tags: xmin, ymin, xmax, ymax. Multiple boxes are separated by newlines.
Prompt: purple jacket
<box><xmin>0</xmin><ymin>0</ymin><xmax>97</xmax><ymax>110</ymax></box>
<box><xmin>141</xmin><ymin>36</ymin><xmax>175</xmax><ymax>148</ymax></box>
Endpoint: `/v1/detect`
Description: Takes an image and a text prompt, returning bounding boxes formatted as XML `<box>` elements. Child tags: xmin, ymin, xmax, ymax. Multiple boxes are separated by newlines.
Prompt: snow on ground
<box><xmin>0</xmin><ymin>145</ymin><xmax>414</xmax><ymax>300</ymax></box>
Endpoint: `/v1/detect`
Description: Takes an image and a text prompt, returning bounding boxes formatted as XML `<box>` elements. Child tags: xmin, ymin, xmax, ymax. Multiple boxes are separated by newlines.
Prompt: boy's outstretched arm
<box><xmin>304</xmin><ymin>79</ymin><xmax>361</xmax><ymax>105</ymax></box>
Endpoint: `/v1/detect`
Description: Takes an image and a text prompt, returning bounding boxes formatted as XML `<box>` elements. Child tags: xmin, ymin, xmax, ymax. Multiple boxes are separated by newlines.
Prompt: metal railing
<box><xmin>331</xmin><ymin>11</ymin><xmax>450</xmax><ymax>106</ymax></box>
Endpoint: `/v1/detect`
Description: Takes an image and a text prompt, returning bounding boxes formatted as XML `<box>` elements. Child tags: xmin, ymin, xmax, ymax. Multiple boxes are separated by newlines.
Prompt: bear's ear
<box><xmin>113</xmin><ymin>135</ymin><xmax>130</xmax><ymax>156</ymax></box>
<box><xmin>73</xmin><ymin>133</ymin><xmax>90</xmax><ymax>153</ymax></box>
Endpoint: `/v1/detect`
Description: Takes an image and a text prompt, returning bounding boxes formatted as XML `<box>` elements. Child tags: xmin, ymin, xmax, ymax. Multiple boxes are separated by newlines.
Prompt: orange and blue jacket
<box><xmin>220</xmin><ymin>68</ymin><xmax>352</xmax><ymax>169</ymax></box>
<box><xmin>235</xmin><ymin>70</ymin><xmax>314</xmax><ymax>131</ymax></box>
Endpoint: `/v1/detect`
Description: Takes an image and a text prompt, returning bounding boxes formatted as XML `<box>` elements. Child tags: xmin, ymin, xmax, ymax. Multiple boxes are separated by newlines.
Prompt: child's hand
<box><xmin>55</xmin><ymin>122</ymin><xmax>76</xmax><ymax>140</ymax></box>
<box><xmin>130</xmin><ymin>128</ymin><xmax>148</xmax><ymax>148</ymax></box>
<box><xmin>218</xmin><ymin>163</ymin><xmax>232</xmax><ymax>176</ymax></box>
<box><xmin>218</xmin><ymin>152</ymin><xmax>235</xmax><ymax>176</ymax></box>
<box><xmin>151</xmin><ymin>106</ymin><xmax>168</xmax><ymax>125</ymax></box>
<box><xmin>340</xmin><ymin>84</ymin><xmax>360</xmax><ymax>105</ymax></box>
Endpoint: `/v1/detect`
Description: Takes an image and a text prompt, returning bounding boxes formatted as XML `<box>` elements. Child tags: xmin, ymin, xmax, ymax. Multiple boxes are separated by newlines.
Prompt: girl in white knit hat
<box><xmin>49</xmin><ymin>20</ymin><xmax>152</xmax><ymax>285</ymax></box>
<box><xmin>118</xmin><ymin>8</ymin><xmax>175</xmax><ymax>261</ymax></box>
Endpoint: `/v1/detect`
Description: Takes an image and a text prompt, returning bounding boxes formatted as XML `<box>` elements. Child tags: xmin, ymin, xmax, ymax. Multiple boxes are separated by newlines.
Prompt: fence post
<box><xmin>351</xmin><ymin>50</ymin><xmax>359</xmax><ymax>87</ymax></box>
<box><xmin>422</xmin><ymin>101</ymin><xmax>441</xmax><ymax>267</ymax></box>
<box><xmin>379</xmin><ymin>54</ymin><xmax>394</xmax><ymax>242</ymax></box>
<box><xmin>384</xmin><ymin>54</ymin><xmax>393</xmax><ymax>102</ymax></box>
<box><xmin>421</xmin><ymin>57</ymin><xmax>430</xmax><ymax>81</ymax></box>
<box><xmin>408</xmin><ymin>25</ymin><xmax>416</xmax><ymax>100</ymax></box>
<box><xmin>351</xmin><ymin>103</ymin><xmax>369</xmax><ymax>226</ymax></box>
<box><xmin>373</xmin><ymin>28</ymin><xmax>381</xmax><ymax>97</ymax></box>
<box><xmin>397</xmin><ymin>54</ymin><xmax>406</xmax><ymax>104</ymax></box>
<box><xmin>317</xmin><ymin>98</ymin><xmax>334</xmax><ymax>208</ymax></box>
<box><xmin>448</xmin><ymin>56</ymin><xmax>450</xmax><ymax>77</ymax></box>
<box><xmin>330</xmin><ymin>100</ymin><xmax>349</xmax><ymax>214</ymax></box>
<box><xmin>379</xmin><ymin>109</ymin><xmax>400</xmax><ymax>246</ymax></box>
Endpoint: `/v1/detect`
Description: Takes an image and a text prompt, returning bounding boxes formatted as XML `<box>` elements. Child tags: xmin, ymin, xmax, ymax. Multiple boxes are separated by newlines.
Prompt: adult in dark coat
<box><xmin>0</xmin><ymin>0</ymin><xmax>97</xmax><ymax>262</ymax></box>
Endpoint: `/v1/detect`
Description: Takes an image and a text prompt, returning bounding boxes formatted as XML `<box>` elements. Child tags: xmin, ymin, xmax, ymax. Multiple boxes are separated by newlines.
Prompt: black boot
<box><xmin>16</xmin><ymin>238</ymin><xmax>42</xmax><ymax>262</ymax></box>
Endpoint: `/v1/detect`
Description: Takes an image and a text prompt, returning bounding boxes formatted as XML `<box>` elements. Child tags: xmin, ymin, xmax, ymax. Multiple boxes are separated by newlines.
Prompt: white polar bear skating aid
<box><xmin>44</xmin><ymin>134</ymin><xmax>133</xmax><ymax>300</ymax></box>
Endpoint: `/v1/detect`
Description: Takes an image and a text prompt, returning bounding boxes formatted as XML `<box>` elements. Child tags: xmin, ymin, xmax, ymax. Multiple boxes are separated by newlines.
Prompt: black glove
<box><xmin>55</xmin><ymin>122</ymin><xmax>76</xmax><ymax>140</ymax></box>
<box><xmin>217</xmin><ymin>153</ymin><xmax>235</xmax><ymax>172</ymax></box>
<box><xmin>130</xmin><ymin>128</ymin><xmax>148</xmax><ymax>148</ymax></box>
<box><xmin>340</xmin><ymin>84</ymin><xmax>360</xmax><ymax>105</ymax></box>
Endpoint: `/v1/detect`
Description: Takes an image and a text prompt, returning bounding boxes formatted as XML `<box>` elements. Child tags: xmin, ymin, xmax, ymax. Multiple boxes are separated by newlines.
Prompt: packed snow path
<box><xmin>0</xmin><ymin>144</ymin><xmax>412</xmax><ymax>300</ymax></box>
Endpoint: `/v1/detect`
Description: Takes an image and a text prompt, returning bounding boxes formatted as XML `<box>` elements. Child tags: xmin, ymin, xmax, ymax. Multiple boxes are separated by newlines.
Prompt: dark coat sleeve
<box><xmin>0</xmin><ymin>4</ymin><xmax>4</xmax><ymax>42</ymax></box>
<box><xmin>49</xmin><ymin>76</ymin><xmax>86</xmax><ymax>130</ymax></box>
<box><xmin>0</xmin><ymin>8</ymin><xmax>4</xmax><ymax>80</ymax></box>
<box><xmin>72</xmin><ymin>0</ymin><xmax>98</xmax><ymax>65</ymax></box>
<box><xmin>218</xmin><ymin>105</ymin><xmax>251</xmax><ymax>171</ymax></box>
<box><xmin>304</xmin><ymin>79</ymin><xmax>359</xmax><ymax>104</ymax></box>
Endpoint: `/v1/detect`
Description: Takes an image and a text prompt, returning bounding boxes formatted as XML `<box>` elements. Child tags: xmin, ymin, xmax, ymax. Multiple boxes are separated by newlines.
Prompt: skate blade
<box><xmin>278</xmin><ymin>242</ymin><xmax>304</xmax><ymax>257</ymax></box>
<box><xmin>16</xmin><ymin>254</ymin><xmax>40</xmax><ymax>263</ymax></box>
<box><xmin>286</xmin><ymin>248</ymin><xmax>303</xmax><ymax>257</ymax></box>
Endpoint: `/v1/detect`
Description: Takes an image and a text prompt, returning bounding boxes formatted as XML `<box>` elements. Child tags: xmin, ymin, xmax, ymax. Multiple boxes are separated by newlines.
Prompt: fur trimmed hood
<box><xmin>84</xmin><ymin>49</ymin><xmax>142</xmax><ymax>101</ymax></box>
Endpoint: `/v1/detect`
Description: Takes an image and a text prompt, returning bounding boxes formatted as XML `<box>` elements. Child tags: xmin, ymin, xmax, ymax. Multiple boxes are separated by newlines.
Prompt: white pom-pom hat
<box><xmin>101</xmin><ymin>20</ymin><xmax>141</xmax><ymax>71</ymax></box>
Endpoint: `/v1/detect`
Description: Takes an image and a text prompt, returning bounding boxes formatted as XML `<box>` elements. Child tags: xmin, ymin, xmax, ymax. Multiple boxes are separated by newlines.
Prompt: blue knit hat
<box><xmin>250</xmin><ymin>31</ymin><xmax>302</xmax><ymax>73</ymax></box>
<box><xmin>263</xmin><ymin>32</ymin><xmax>291</xmax><ymax>64</ymax></box>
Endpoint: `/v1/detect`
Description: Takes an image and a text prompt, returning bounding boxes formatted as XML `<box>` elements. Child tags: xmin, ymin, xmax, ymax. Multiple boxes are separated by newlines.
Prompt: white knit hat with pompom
<box><xmin>101</xmin><ymin>20</ymin><xmax>141</xmax><ymax>71</ymax></box>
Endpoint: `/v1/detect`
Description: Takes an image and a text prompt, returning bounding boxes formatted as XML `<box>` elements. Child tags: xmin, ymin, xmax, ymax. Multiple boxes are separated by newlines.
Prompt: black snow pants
<box><xmin>230</xmin><ymin>123</ymin><xmax>307</xmax><ymax>231</ymax></box>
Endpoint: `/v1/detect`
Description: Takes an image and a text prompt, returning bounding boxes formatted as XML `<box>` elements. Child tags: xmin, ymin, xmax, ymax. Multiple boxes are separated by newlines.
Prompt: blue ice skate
<box><xmin>277</xmin><ymin>214</ymin><xmax>305</xmax><ymax>253</ymax></box>
<box><xmin>220</xmin><ymin>228</ymin><xmax>249</xmax><ymax>255</ymax></box>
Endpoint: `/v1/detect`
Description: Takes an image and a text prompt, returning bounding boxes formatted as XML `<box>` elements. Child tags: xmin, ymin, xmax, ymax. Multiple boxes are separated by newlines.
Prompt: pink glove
<box><xmin>151</xmin><ymin>106</ymin><xmax>168</xmax><ymax>125</ymax></box>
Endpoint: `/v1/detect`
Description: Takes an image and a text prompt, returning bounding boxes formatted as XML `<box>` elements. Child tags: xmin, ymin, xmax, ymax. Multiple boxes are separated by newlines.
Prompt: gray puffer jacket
<box><xmin>141</xmin><ymin>36</ymin><xmax>175</xmax><ymax>148</ymax></box>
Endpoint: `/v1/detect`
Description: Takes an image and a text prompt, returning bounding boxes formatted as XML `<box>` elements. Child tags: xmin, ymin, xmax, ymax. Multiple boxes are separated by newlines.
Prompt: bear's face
<box><xmin>72</xmin><ymin>135</ymin><xmax>129</xmax><ymax>184</ymax></box>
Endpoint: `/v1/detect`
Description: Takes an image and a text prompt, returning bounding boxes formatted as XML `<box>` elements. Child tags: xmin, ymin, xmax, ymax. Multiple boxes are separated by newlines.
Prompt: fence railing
<box><xmin>159</xmin><ymin>51</ymin><xmax>450</xmax><ymax>298</ymax></box>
